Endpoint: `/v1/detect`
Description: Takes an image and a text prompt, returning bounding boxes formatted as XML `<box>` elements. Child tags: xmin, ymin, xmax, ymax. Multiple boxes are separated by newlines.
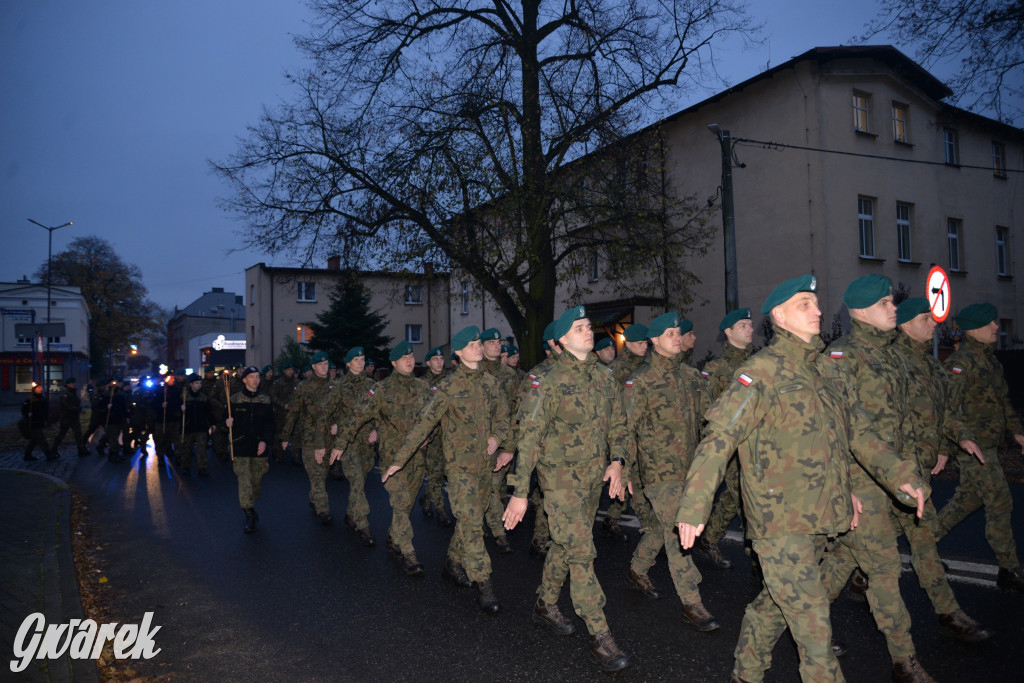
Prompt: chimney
<box><xmin>327</xmin><ymin>255</ymin><xmax>341</xmax><ymax>271</ymax></box>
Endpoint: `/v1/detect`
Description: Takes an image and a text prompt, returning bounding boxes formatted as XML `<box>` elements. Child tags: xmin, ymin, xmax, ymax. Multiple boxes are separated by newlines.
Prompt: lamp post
<box><xmin>707</xmin><ymin>125</ymin><xmax>738</xmax><ymax>313</ymax></box>
<box><xmin>28</xmin><ymin>218</ymin><xmax>74</xmax><ymax>400</ymax></box>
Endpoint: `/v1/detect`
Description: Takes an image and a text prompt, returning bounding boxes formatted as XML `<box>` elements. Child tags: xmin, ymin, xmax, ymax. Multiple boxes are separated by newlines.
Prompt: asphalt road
<box><xmin>70</xmin><ymin>446</ymin><xmax>1024</xmax><ymax>682</ymax></box>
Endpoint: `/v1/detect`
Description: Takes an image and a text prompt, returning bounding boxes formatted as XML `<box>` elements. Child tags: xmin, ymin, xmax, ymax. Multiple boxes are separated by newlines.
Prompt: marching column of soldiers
<box><xmin>27</xmin><ymin>272</ymin><xmax>1024</xmax><ymax>681</ymax></box>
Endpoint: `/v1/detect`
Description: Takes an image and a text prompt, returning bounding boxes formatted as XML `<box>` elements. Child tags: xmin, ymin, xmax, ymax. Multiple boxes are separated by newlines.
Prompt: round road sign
<box><xmin>926</xmin><ymin>266</ymin><xmax>950</xmax><ymax>322</ymax></box>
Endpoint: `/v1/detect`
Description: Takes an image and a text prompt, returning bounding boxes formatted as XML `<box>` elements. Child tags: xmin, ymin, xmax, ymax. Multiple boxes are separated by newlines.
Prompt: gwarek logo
<box><xmin>10</xmin><ymin>612</ymin><xmax>161</xmax><ymax>673</ymax></box>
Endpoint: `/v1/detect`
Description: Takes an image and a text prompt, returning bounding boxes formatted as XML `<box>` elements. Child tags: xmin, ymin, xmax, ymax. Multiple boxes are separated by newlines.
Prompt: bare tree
<box><xmin>215</xmin><ymin>0</ymin><xmax>752</xmax><ymax>365</ymax></box>
<box><xmin>860</xmin><ymin>0</ymin><xmax>1024</xmax><ymax>124</ymax></box>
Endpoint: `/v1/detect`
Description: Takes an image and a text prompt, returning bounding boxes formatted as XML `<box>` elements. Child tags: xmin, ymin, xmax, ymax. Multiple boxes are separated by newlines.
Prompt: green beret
<box><xmin>344</xmin><ymin>347</ymin><xmax>364</xmax><ymax>363</ymax></box>
<box><xmin>289</xmin><ymin>363</ymin><xmax>302</xmax><ymax>371</ymax></box>
<box><xmin>842</xmin><ymin>274</ymin><xmax>892</xmax><ymax>309</ymax></box>
<box><xmin>311</xmin><ymin>350</ymin><xmax>330</xmax><ymax>364</ymax></box>
<box><xmin>507</xmin><ymin>345</ymin><xmax>519</xmax><ymax>356</ymax></box>
<box><xmin>302</xmin><ymin>364</ymin><xmax>312</xmax><ymax>373</ymax></box>
<box><xmin>679</xmin><ymin>319</ymin><xmax>694</xmax><ymax>335</ymax></box>
<box><xmin>648</xmin><ymin>312</ymin><xmax>681</xmax><ymax>338</ymax></box>
<box><xmin>761</xmin><ymin>274</ymin><xmax>818</xmax><ymax>314</ymax></box>
<box><xmin>365</xmin><ymin>358</ymin><xmax>376</xmax><ymax>366</ymax></box>
<box><xmin>203</xmin><ymin>366</ymin><xmax>215</xmax><ymax>375</ymax></box>
<box><xmin>500</xmin><ymin>344</ymin><xmax>510</xmax><ymax>354</ymax></box>
<box><xmin>175</xmin><ymin>369</ymin><xmax>187</xmax><ymax>376</ymax></box>
<box><xmin>65</xmin><ymin>377</ymin><xmax>76</xmax><ymax>385</ymax></box>
<box><xmin>390</xmin><ymin>341</ymin><xmax>414</xmax><ymax>362</ymax></box>
<box><xmin>261</xmin><ymin>365</ymin><xmax>273</xmax><ymax>374</ymax></box>
<box><xmin>719</xmin><ymin>308</ymin><xmax>751</xmax><ymax>332</ymax></box>
<box><xmin>543</xmin><ymin>321</ymin><xmax>557</xmax><ymax>342</ymax></box>
<box><xmin>594</xmin><ymin>337</ymin><xmax>615</xmax><ymax>352</ymax></box>
<box><xmin>623</xmin><ymin>323</ymin><xmax>648</xmax><ymax>342</ymax></box>
<box><xmin>424</xmin><ymin>346</ymin><xmax>444</xmax><ymax>360</ymax></box>
<box><xmin>452</xmin><ymin>325</ymin><xmax>480</xmax><ymax>352</ymax></box>
<box><xmin>480</xmin><ymin>328</ymin><xmax>502</xmax><ymax>342</ymax></box>
<box><xmin>543</xmin><ymin>341</ymin><xmax>551</xmax><ymax>352</ymax></box>
<box><xmin>450</xmin><ymin>352</ymin><xmax>457</xmax><ymax>361</ymax></box>
<box><xmin>187</xmin><ymin>373</ymin><xmax>202</xmax><ymax>383</ymax></box>
<box><xmin>896</xmin><ymin>297</ymin><xmax>930</xmax><ymax>326</ymax></box>
<box><xmin>955</xmin><ymin>303</ymin><xmax>997</xmax><ymax>331</ymax></box>
<box><xmin>552</xmin><ymin>305</ymin><xmax>587</xmax><ymax>341</ymax></box>
<box><xmin>328</xmin><ymin>361</ymin><xmax>337</xmax><ymax>370</ymax></box>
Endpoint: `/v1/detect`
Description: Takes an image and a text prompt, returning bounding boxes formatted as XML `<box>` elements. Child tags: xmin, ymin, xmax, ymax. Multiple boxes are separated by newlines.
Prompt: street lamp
<box><xmin>28</xmin><ymin>218</ymin><xmax>74</xmax><ymax>400</ymax></box>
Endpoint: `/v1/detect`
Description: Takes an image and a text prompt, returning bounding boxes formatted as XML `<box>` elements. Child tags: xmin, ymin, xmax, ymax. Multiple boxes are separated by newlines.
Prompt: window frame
<box><xmin>947</xmin><ymin>218</ymin><xmax>963</xmax><ymax>272</ymax></box>
<box><xmin>296</xmin><ymin>281</ymin><xmax>317</xmax><ymax>303</ymax></box>
<box><xmin>943</xmin><ymin>128</ymin><xmax>959</xmax><ymax>166</ymax></box>
<box><xmin>996</xmin><ymin>225</ymin><xmax>1010</xmax><ymax>277</ymax></box>
<box><xmin>858</xmin><ymin>196</ymin><xmax>876</xmax><ymax>258</ymax></box>
<box><xmin>896</xmin><ymin>202</ymin><xmax>912</xmax><ymax>262</ymax></box>
<box><xmin>405</xmin><ymin>284</ymin><xmax>423</xmax><ymax>305</ymax></box>
<box><xmin>891</xmin><ymin>102</ymin><xmax>909</xmax><ymax>143</ymax></box>
<box><xmin>460</xmin><ymin>281</ymin><xmax>469</xmax><ymax>315</ymax></box>
<box><xmin>296</xmin><ymin>323</ymin><xmax>314</xmax><ymax>344</ymax></box>
<box><xmin>405</xmin><ymin>324</ymin><xmax>423</xmax><ymax>344</ymax></box>
<box><xmin>992</xmin><ymin>142</ymin><xmax>1007</xmax><ymax>178</ymax></box>
<box><xmin>853</xmin><ymin>91</ymin><xmax>872</xmax><ymax>133</ymax></box>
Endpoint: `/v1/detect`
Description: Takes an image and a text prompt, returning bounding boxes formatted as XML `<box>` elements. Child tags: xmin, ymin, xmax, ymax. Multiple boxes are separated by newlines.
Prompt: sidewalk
<box><xmin>0</xmin><ymin>457</ymin><xmax>99</xmax><ymax>682</ymax></box>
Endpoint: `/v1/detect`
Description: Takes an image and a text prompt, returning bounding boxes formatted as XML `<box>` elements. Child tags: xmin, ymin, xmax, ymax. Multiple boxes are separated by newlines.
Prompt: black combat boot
<box><xmin>697</xmin><ymin>536</ymin><xmax>733</xmax><ymax>569</ymax></box>
<box><xmin>602</xmin><ymin>515</ymin><xmax>626</xmax><ymax>540</ymax></box>
<box><xmin>529</xmin><ymin>536</ymin><xmax>549</xmax><ymax>558</ymax></box>
<box><xmin>997</xmin><ymin>567</ymin><xmax>1024</xmax><ymax>593</ymax></box>
<box><xmin>494</xmin><ymin>535</ymin><xmax>514</xmax><ymax>554</ymax></box>
<box><xmin>475</xmin><ymin>579</ymin><xmax>501</xmax><ymax>614</ymax></box>
<box><xmin>532</xmin><ymin>598</ymin><xmax>575</xmax><ymax>635</ymax></box>
<box><xmin>402</xmin><ymin>552</ymin><xmax>425</xmax><ymax>576</ymax></box>
<box><xmin>937</xmin><ymin>609</ymin><xmax>993</xmax><ymax>642</ymax></box>
<box><xmin>443</xmin><ymin>557</ymin><xmax>472</xmax><ymax>588</ymax></box>
<box><xmin>243</xmin><ymin>508</ymin><xmax>256</xmax><ymax>534</ymax></box>
<box><xmin>892</xmin><ymin>655</ymin><xmax>936</xmax><ymax>683</ymax></box>
<box><xmin>590</xmin><ymin>631</ymin><xmax>630</xmax><ymax>672</ymax></box>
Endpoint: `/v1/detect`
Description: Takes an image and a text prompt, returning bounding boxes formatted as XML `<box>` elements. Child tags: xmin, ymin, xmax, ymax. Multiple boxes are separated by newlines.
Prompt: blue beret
<box><xmin>594</xmin><ymin>337</ymin><xmax>615</xmax><ymax>352</ymax></box>
<box><xmin>480</xmin><ymin>328</ymin><xmax>502</xmax><ymax>342</ymax></box>
<box><xmin>389</xmin><ymin>341</ymin><xmax>414</xmax><ymax>362</ymax></box>
<box><xmin>842</xmin><ymin>274</ymin><xmax>892</xmax><ymax>309</ymax></box>
<box><xmin>762</xmin><ymin>274</ymin><xmax>818</xmax><ymax>314</ymax></box>
<box><xmin>648</xmin><ymin>312</ymin><xmax>681</xmax><ymax>338</ymax></box>
<box><xmin>552</xmin><ymin>305</ymin><xmax>588</xmax><ymax>341</ymax></box>
<box><xmin>719</xmin><ymin>308</ymin><xmax>751</xmax><ymax>332</ymax></box>
<box><xmin>452</xmin><ymin>325</ymin><xmax>480</xmax><ymax>352</ymax></box>
<box><xmin>344</xmin><ymin>347</ymin><xmax>364</xmax><ymax>363</ymax></box>
<box><xmin>623</xmin><ymin>324</ymin><xmax>648</xmax><ymax>342</ymax></box>
<box><xmin>896</xmin><ymin>297</ymin><xmax>930</xmax><ymax>326</ymax></box>
<box><xmin>955</xmin><ymin>303</ymin><xmax>997</xmax><ymax>331</ymax></box>
<box><xmin>311</xmin><ymin>350</ymin><xmax>330</xmax><ymax>364</ymax></box>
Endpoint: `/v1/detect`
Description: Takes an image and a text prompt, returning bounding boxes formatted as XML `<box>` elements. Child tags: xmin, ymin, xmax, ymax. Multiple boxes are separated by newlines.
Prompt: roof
<box><xmin>172</xmin><ymin>288</ymin><xmax>246</xmax><ymax>322</ymax></box>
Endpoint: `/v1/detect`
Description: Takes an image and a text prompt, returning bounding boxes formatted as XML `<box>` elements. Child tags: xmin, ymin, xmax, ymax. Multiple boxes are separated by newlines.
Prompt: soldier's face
<box><xmin>652</xmin><ymin>327</ymin><xmax>682</xmax><ymax>357</ymax></box>
<box><xmin>560</xmin><ymin>319</ymin><xmax>594</xmax><ymax>357</ymax></box>
<box><xmin>774</xmin><ymin>293</ymin><xmax>822</xmax><ymax>343</ymax></box>
<box><xmin>392</xmin><ymin>353</ymin><xmax>415</xmax><ymax>375</ymax></box>
<box><xmin>348</xmin><ymin>356</ymin><xmax>366</xmax><ymax>375</ymax></box>
<box><xmin>313</xmin><ymin>360</ymin><xmax>330</xmax><ymax>377</ymax></box>
<box><xmin>483</xmin><ymin>339</ymin><xmax>502</xmax><ymax>360</ymax></box>
<box><xmin>596</xmin><ymin>345</ymin><xmax>616</xmax><ymax>363</ymax></box>
<box><xmin>680</xmin><ymin>330</ymin><xmax>696</xmax><ymax>351</ymax></box>
<box><xmin>625</xmin><ymin>340</ymin><xmax>648</xmax><ymax>356</ymax></box>
<box><xmin>966</xmin><ymin>320</ymin><xmax>999</xmax><ymax>345</ymax></box>
<box><xmin>190</xmin><ymin>381</ymin><xmax>202</xmax><ymax>392</ymax></box>
<box><xmin>458</xmin><ymin>339</ymin><xmax>484</xmax><ymax>364</ymax></box>
<box><xmin>243</xmin><ymin>374</ymin><xmax>260</xmax><ymax>391</ymax></box>
<box><xmin>427</xmin><ymin>355</ymin><xmax>445</xmax><ymax>374</ymax></box>
<box><xmin>900</xmin><ymin>313</ymin><xmax>936</xmax><ymax>343</ymax></box>
<box><xmin>284</xmin><ymin>368</ymin><xmax>294</xmax><ymax>378</ymax></box>
<box><xmin>855</xmin><ymin>296</ymin><xmax>898</xmax><ymax>331</ymax></box>
<box><xmin>726</xmin><ymin>319</ymin><xmax>754</xmax><ymax>347</ymax></box>
<box><xmin>508</xmin><ymin>354</ymin><xmax>519</xmax><ymax>367</ymax></box>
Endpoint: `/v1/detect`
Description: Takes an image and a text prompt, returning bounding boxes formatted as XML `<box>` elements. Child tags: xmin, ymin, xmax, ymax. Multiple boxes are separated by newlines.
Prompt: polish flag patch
<box><xmin>952</xmin><ymin>367</ymin><xmax>963</xmax><ymax>375</ymax></box>
<box><xmin>367</xmin><ymin>388</ymin><xmax>375</xmax><ymax>396</ymax></box>
<box><xmin>700</xmin><ymin>370</ymin><xmax>710</xmax><ymax>378</ymax></box>
<box><xmin>531</xmin><ymin>378</ymin><xmax>541</xmax><ymax>388</ymax></box>
<box><xmin>737</xmin><ymin>373</ymin><xmax>753</xmax><ymax>386</ymax></box>
<box><xmin>430</xmin><ymin>386</ymin><xmax>438</xmax><ymax>392</ymax></box>
<box><xmin>829</xmin><ymin>351</ymin><xmax>844</xmax><ymax>359</ymax></box>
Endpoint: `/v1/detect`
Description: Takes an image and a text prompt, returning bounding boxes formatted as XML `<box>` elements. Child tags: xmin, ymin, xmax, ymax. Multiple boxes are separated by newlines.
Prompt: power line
<box><xmin>734</xmin><ymin>137</ymin><xmax>1023</xmax><ymax>175</ymax></box>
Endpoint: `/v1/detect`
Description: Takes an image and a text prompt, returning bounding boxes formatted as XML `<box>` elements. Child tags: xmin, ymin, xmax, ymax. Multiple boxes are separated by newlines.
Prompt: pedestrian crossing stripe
<box><xmin>737</xmin><ymin>373</ymin><xmax>753</xmax><ymax>386</ymax></box>
<box><xmin>829</xmin><ymin>351</ymin><xmax>844</xmax><ymax>358</ymax></box>
<box><xmin>952</xmin><ymin>367</ymin><xmax>963</xmax><ymax>375</ymax></box>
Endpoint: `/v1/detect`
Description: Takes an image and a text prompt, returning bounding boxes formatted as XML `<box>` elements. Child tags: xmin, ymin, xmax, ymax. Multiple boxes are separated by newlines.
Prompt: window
<box><xmin>250</xmin><ymin>284</ymin><xmax>255</xmax><ymax>305</ymax></box>
<box><xmin>405</xmin><ymin>284</ymin><xmax>423</xmax><ymax>305</ymax></box>
<box><xmin>858</xmin><ymin>197</ymin><xmax>875</xmax><ymax>258</ymax></box>
<box><xmin>896</xmin><ymin>203</ymin><xmax>912</xmax><ymax>261</ymax></box>
<box><xmin>999</xmin><ymin>319</ymin><xmax>1013</xmax><ymax>350</ymax></box>
<box><xmin>997</xmin><ymin>226</ymin><xmax>1010</xmax><ymax>276</ymax></box>
<box><xmin>947</xmin><ymin>218</ymin><xmax>963</xmax><ymax>271</ymax></box>
<box><xmin>993</xmin><ymin>142</ymin><xmax>1007</xmax><ymax>178</ymax></box>
<box><xmin>853</xmin><ymin>92</ymin><xmax>871</xmax><ymax>132</ymax></box>
<box><xmin>405</xmin><ymin>324</ymin><xmax>423</xmax><ymax>344</ymax></box>
<box><xmin>460</xmin><ymin>281</ymin><xmax>469</xmax><ymax>315</ymax></box>
<box><xmin>15</xmin><ymin>366</ymin><xmax>34</xmax><ymax>393</ymax></box>
<box><xmin>892</xmin><ymin>103</ymin><xmax>909</xmax><ymax>142</ymax></box>
<box><xmin>296</xmin><ymin>323</ymin><xmax>314</xmax><ymax>344</ymax></box>
<box><xmin>589</xmin><ymin>252</ymin><xmax>599</xmax><ymax>282</ymax></box>
<box><xmin>297</xmin><ymin>282</ymin><xmax>316</xmax><ymax>302</ymax></box>
<box><xmin>943</xmin><ymin>128</ymin><xmax>959</xmax><ymax>165</ymax></box>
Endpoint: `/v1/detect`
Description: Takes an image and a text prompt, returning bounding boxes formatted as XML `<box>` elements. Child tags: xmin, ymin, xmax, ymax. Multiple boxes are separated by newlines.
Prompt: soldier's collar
<box><xmin>851</xmin><ymin>318</ymin><xmax>897</xmax><ymax>346</ymax></box>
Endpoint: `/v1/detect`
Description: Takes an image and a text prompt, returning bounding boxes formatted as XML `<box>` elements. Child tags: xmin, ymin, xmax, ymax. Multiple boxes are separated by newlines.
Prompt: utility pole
<box><xmin>28</xmin><ymin>218</ymin><xmax>74</xmax><ymax>401</ymax></box>
<box><xmin>707</xmin><ymin>125</ymin><xmax>738</xmax><ymax>312</ymax></box>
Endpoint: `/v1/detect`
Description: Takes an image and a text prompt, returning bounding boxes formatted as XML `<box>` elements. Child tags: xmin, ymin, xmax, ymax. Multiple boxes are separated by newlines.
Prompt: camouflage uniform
<box><xmin>392</xmin><ymin>363</ymin><xmax>509</xmax><ymax>583</ymax></box>
<box><xmin>336</xmin><ymin>371</ymin><xmax>432</xmax><ymax>555</ymax></box>
<box><xmin>482</xmin><ymin>357</ymin><xmax>519</xmax><ymax>537</ymax></box>
<box><xmin>604</xmin><ymin>348</ymin><xmax>653</xmax><ymax>530</ymax></box>
<box><xmin>52</xmin><ymin>384</ymin><xmax>87</xmax><ymax>456</ymax></box>
<box><xmin>622</xmin><ymin>350</ymin><xmax>711</xmax><ymax>607</ymax></box>
<box><xmin>819</xmin><ymin>320</ymin><xmax>923</xmax><ymax>663</ymax></box>
<box><xmin>281</xmin><ymin>373</ymin><xmax>336</xmax><ymax>515</ymax></box>
<box><xmin>226</xmin><ymin>388</ymin><xmax>274</xmax><ymax>508</ymax></box>
<box><xmin>422</xmin><ymin>366</ymin><xmax>451</xmax><ymax>513</ymax></box>
<box><xmin>179</xmin><ymin>387</ymin><xmax>213</xmax><ymax>470</ymax></box>
<box><xmin>677</xmin><ymin>327</ymin><xmax>923</xmax><ymax>683</ymax></box>
<box><xmin>321</xmin><ymin>371</ymin><xmax>377</xmax><ymax>527</ymax></box>
<box><xmin>510</xmin><ymin>350</ymin><xmax>628</xmax><ymax>636</ymax></box>
<box><xmin>508</xmin><ymin>356</ymin><xmax>558</xmax><ymax>548</ymax></box>
<box><xmin>204</xmin><ymin>375</ymin><xmax>231</xmax><ymax>462</ymax></box>
<box><xmin>937</xmin><ymin>335</ymin><xmax>1023</xmax><ymax>570</ymax></box>
<box><xmin>270</xmin><ymin>372</ymin><xmax>299</xmax><ymax>464</ymax></box>
<box><xmin>701</xmin><ymin>342</ymin><xmax>753</xmax><ymax>546</ymax></box>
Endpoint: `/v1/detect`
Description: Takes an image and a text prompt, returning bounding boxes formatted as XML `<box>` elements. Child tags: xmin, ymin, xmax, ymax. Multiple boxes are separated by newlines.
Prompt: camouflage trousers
<box><xmin>302</xmin><ymin>445</ymin><xmax>331</xmax><ymax>515</ymax></box>
<box><xmin>447</xmin><ymin>468</ymin><xmax>493</xmax><ymax>583</ymax></box>
<box><xmin>100</xmin><ymin>422</ymin><xmax>129</xmax><ymax>457</ymax></box>
<box><xmin>423</xmin><ymin>436</ymin><xmax>447</xmax><ymax>510</ymax></box>
<box><xmin>704</xmin><ymin>454</ymin><xmax>742</xmax><ymax>544</ymax></box>
<box><xmin>271</xmin><ymin>419</ymin><xmax>287</xmax><ymax>463</ymax></box>
<box><xmin>734</xmin><ymin>534</ymin><xmax>843</xmax><ymax>683</ymax></box>
<box><xmin>212</xmin><ymin>426</ymin><xmax>229</xmax><ymax>461</ymax></box>
<box><xmin>936</xmin><ymin>447</ymin><xmax>1019</xmax><ymax>569</ymax></box>
<box><xmin>538</xmin><ymin>470</ymin><xmax>608</xmax><ymax>636</ymax></box>
<box><xmin>484</xmin><ymin>461</ymin><xmax>509</xmax><ymax>537</ymax></box>
<box><xmin>233</xmin><ymin>456</ymin><xmax>269</xmax><ymax>508</ymax></box>
<box><xmin>632</xmin><ymin>481</ymin><xmax>703</xmax><ymax>605</ymax></box>
<box><xmin>384</xmin><ymin>453</ymin><xmax>426</xmax><ymax>555</ymax></box>
<box><xmin>341</xmin><ymin>444</ymin><xmax>375</xmax><ymax>527</ymax></box>
<box><xmin>531</xmin><ymin>483</ymin><xmax>548</xmax><ymax>543</ymax></box>
<box><xmin>890</xmin><ymin>495</ymin><xmax>958</xmax><ymax>615</ymax></box>
<box><xmin>179</xmin><ymin>430</ymin><xmax>209</xmax><ymax>469</ymax></box>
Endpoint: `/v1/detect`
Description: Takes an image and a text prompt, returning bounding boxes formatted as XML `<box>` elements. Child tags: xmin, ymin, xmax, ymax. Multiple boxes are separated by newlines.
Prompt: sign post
<box><xmin>926</xmin><ymin>265</ymin><xmax>951</xmax><ymax>358</ymax></box>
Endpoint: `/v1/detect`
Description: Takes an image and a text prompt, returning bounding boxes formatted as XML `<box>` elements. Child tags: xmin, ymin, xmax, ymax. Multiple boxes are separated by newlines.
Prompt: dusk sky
<box><xmin>1</xmin><ymin>1</ymin><xmax>958</xmax><ymax>312</ymax></box>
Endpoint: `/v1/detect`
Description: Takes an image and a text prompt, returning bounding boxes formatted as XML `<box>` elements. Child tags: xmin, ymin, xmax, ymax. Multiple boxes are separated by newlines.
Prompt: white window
<box><xmin>853</xmin><ymin>92</ymin><xmax>871</xmax><ymax>132</ymax></box>
<box><xmin>896</xmin><ymin>203</ymin><xmax>912</xmax><ymax>262</ymax></box>
<box><xmin>892</xmin><ymin>103</ymin><xmax>909</xmax><ymax>143</ymax></box>
<box><xmin>947</xmin><ymin>218</ymin><xmax>963</xmax><ymax>271</ymax></box>
<box><xmin>15</xmin><ymin>366</ymin><xmax>34</xmax><ymax>393</ymax></box>
<box><xmin>405</xmin><ymin>284</ymin><xmax>423</xmax><ymax>305</ymax></box>
<box><xmin>460</xmin><ymin>281</ymin><xmax>469</xmax><ymax>315</ymax></box>
<box><xmin>993</xmin><ymin>142</ymin><xmax>1006</xmax><ymax>178</ymax></box>
<box><xmin>297</xmin><ymin>282</ymin><xmax>316</xmax><ymax>302</ymax></box>
<box><xmin>296</xmin><ymin>323</ymin><xmax>314</xmax><ymax>344</ymax></box>
<box><xmin>858</xmin><ymin>197</ymin><xmax>875</xmax><ymax>258</ymax></box>
<box><xmin>943</xmin><ymin>128</ymin><xmax>959</xmax><ymax>165</ymax></box>
<box><xmin>406</xmin><ymin>324</ymin><xmax>423</xmax><ymax>344</ymax></box>
<box><xmin>997</xmin><ymin>226</ymin><xmax>1010</xmax><ymax>276</ymax></box>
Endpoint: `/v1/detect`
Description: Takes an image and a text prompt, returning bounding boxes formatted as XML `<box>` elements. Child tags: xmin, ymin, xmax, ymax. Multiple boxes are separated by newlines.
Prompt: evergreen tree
<box><xmin>308</xmin><ymin>274</ymin><xmax>391</xmax><ymax>366</ymax></box>
<box><xmin>274</xmin><ymin>336</ymin><xmax>310</xmax><ymax>371</ymax></box>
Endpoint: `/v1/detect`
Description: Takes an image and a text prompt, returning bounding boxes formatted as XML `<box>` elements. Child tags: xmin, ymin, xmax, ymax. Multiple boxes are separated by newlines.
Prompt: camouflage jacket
<box><xmin>334</xmin><ymin>371</ymin><xmax>433</xmax><ymax>469</ymax></box>
<box><xmin>58</xmin><ymin>386</ymin><xmax>81</xmax><ymax>421</ymax></box>
<box><xmin>677</xmin><ymin>328</ymin><xmax>922</xmax><ymax>539</ymax></box>
<box><xmin>270</xmin><ymin>374</ymin><xmax>298</xmax><ymax>415</ymax></box>
<box><xmin>703</xmin><ymin>342</ymin><xmax>754</xmax><ymax>401</ymax></box>
<box><xmin>892</xmin><ymin>332</ymin><xmax>973</xmax><ymax>470</ymax></box>
<box><xmin>482</xmin><ymin>357</ymin><xmax>520</xmax><ymax>410</ymax></box>
<box><xmin>181</xmin><ymin>388</ymin><xmax>213</xmax><ymax>433</ymax></box>
<box><xmin>203</xmin><ymin>376</ymin><xmax>228</xmax><ymax>418</ymax></box>
<box><xmin>503</xmin><ymin>356</ymin><xmax>559</xmax><ymax>452</ymax></box>
<box><xmin>622</xmin><ymin>351</ymin><xmax>710</xmax><ymax>486</ymax></box>
<box><xmin>392</xmin><ymin>363</ymin><xmax>510</xmax><ymax>474</ymax></box>
<box><xmin>510</xmin><ymin>350</ymin><xmax>628</xmax><ymax>496</ymax></box>
<box><xmin>945</xmin><ymin>335</ymin><xmax>1023</xmax><ymax>449</ymax></box>
<box><xmin>281</xmin><ymin>373</ymin><xmax>335</xmax><ymax>450</ymax></box>
<box><xmin>608</xmin><ymin>348</ymin><xmax>646</xmax><ymax>387</ymax></box>
<box><xmin>225</xmin><ymin>389</ymin><xmax>274</xmax><ymax>458</ymax></box>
